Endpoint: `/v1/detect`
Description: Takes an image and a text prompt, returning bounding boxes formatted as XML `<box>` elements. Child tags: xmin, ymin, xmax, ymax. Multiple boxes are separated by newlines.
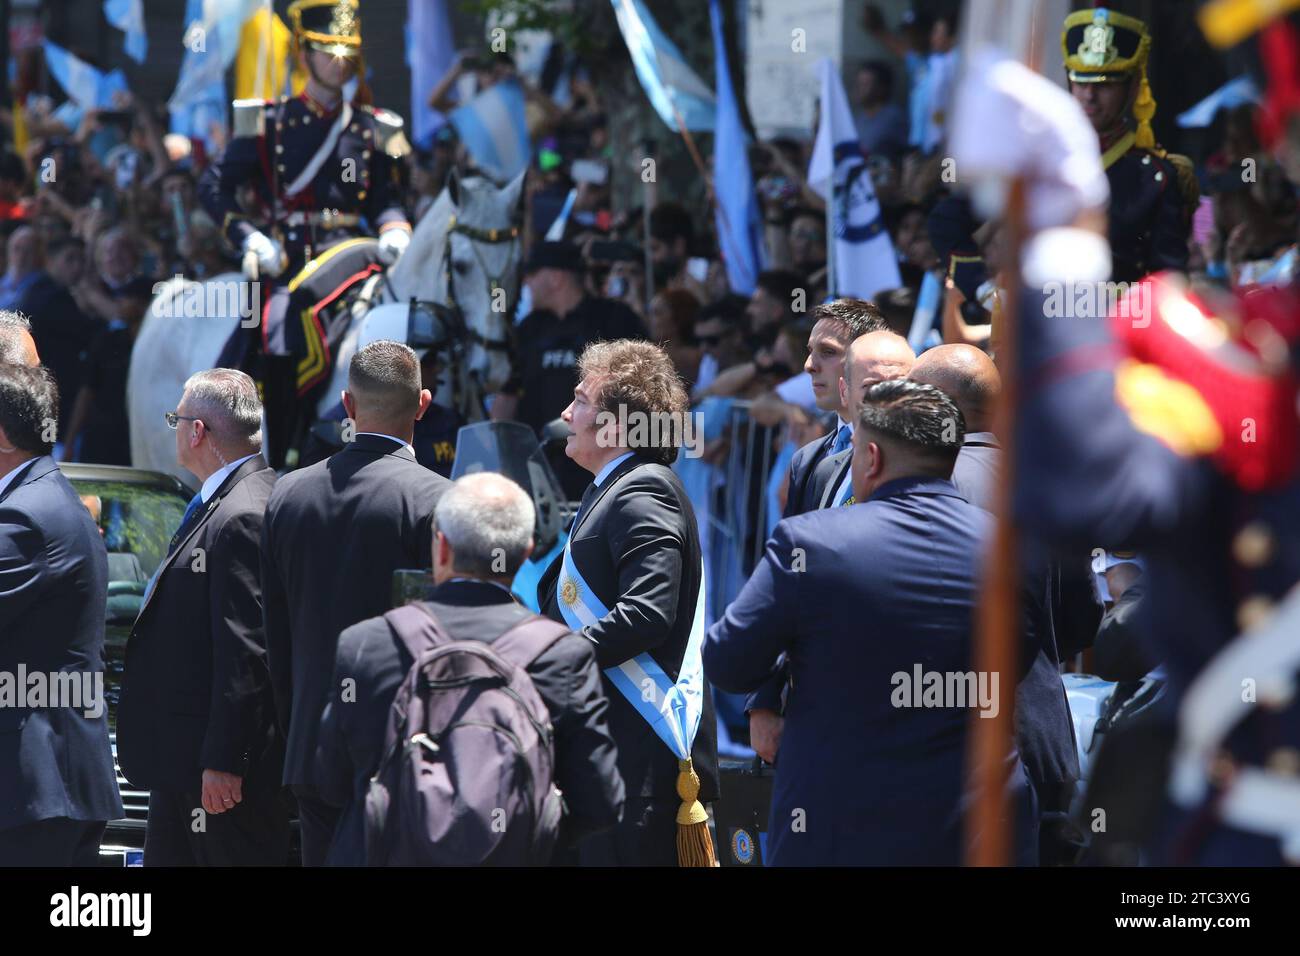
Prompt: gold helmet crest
<box><xmin>288</xmin><ymin>0</ymin><xmax>362</xmax><ymax>59</ymax></box>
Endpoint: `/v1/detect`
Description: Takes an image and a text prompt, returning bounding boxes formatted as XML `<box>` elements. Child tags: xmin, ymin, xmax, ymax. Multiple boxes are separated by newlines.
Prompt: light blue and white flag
<box><xmin>407</xmin><ymin>0</ymin><xmax>457</xmax><ymax>147</ymax></box>
<box><xmin>104</xmin><ymin>0</ymin><xmax>147</xmax><ymax>64</ymax></box>
<box><xmin>708</xmin><ymin>0</ymin><xmax>764</xmax><ymax>294</ymax></box>
<box><xmin>42</xmin><ymin>41</ymin><xmax>130</xmax><ymax>111</ymax></box>
<box><xmin>545</xmin><ymin>188</ymin><xmax>578</xmax><ymax>241</ymax></box>
<box><xmin>449</xmin><ymin>79</ymin><xmax>532</xmax><ymax>183</ymax></box>
<box><xmin>1177</xmin><ymin>75</ymin><xmax>1259</xmax><ymax>128</ymax></box>
<box><xmin>611</xmin><ymin>0</ymin><xmax>715</xmax><ymax>133</ymax></box>
<box><xmin>808</xmin><ymin>58</ymin><xmax>901</xmax><ymax>301</ymax></box>
<box><xmin>170</xmin><ymin>0</ymin><xmax>260</xmax><ymax>152</ymax></box>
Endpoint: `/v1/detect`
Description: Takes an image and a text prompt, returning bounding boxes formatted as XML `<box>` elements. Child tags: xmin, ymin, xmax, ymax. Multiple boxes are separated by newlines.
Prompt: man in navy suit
<box><xmin>747</xmin><ymin>299</ymin><xmax>888</xmax><ymax>759</ymax></box>
<box><xmin>0</xmin><ymin>363</ymin><xmax>123</xmax><ymax>865</ymax></box>
<box><xmin>704</xmin><ymin>379</ymin><xmax>1036</xmax><ymax>865</ymax></box>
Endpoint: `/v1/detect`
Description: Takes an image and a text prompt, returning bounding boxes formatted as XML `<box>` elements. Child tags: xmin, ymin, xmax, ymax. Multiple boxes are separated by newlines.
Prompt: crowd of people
<box><xmin>3</xmin><ymin>0</ymin><xmax>1300</xmax><ymax>870</ymax></box>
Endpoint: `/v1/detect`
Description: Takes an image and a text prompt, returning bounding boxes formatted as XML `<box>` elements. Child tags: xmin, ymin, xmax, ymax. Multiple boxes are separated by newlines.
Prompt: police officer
<box><xmin>198</xmin><ymin>0</ymin><xmax>413</xmax><ymax>462</ymax></box>
<box><xmin>1062</xmin><ymin>6</ymin><xmax>1199</xmax><ymax>282</ymax></box>
<box><xmin>490</xmin><ymin>241</ymin><xmax>646</xmax><ymax>500</ymax></box>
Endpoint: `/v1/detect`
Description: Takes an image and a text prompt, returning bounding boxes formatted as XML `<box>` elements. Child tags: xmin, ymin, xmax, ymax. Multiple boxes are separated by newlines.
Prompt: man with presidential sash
<box><xmin>537</xmin><ymin>339</ymin><xmax>719</xmax><ymax>866</ymax></box>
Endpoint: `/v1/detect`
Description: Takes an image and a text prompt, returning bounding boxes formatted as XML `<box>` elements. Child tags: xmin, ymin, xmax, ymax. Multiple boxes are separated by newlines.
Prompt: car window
<box><xmin>68</xmin><ymin>478</ymin><xmax>189</xmax><ymax>613</ymax></box>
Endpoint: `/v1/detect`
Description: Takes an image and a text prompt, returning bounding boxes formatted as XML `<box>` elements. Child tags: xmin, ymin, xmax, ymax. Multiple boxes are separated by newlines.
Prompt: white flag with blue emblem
<box><xmin>808</xmin><ymin>58</ymin><xmax>901</xmax><ymax>301</ymax></box>
<box><xmin>42</xmin><ymin>41</ymin><xmax>130</xmax><ymax>111</ymax></box>
<box><xmin>449</xmin><ymin>80</ymin><xmax>532</xmax><ymax>183</ymax></box>
<box><xmin>611</xmin><ymin>0</ymin><xmax>715</xmax><ymax>133</ymax></box>
<box><xmin>104</xmin><ymin>0</ymin><xmax>148</xmax><ymax>63</ymax></box>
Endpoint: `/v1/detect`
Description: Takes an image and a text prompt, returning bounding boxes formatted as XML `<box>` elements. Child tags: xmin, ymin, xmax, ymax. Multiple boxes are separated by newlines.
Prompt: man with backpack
<box><xmin>315</xmin><ymin>472</ymin><xmax>625</xmax><ymax>865</ymax></box>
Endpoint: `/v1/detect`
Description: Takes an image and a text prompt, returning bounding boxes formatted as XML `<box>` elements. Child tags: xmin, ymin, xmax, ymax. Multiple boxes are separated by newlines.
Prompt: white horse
<box><xmin>127</xmin><ymin>170</ymin><xmax>525</xmax><ymax>481</ymax></box>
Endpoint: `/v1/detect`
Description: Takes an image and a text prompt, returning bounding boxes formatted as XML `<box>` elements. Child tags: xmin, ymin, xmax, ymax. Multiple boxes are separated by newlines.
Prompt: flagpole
<box><xmin>642</xmin><ymin>136</ymin><xmax>657</xmax><ymax>313</ymax></box>
<box><xmin>825</xmin><ymin>182</ymin><xmax>836</xmax><ymax>297</ymax></box>
<box><xmin>963</xmin><ymin>0</ymin><xmax>1056</xmax><ymax>868</ymax></box>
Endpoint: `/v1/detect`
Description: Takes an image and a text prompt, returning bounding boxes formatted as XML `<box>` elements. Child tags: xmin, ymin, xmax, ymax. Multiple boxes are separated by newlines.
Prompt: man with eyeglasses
<box><xmin>116</xmin><ymin>368</ymin><xmax>289</xmax><ymax>866</ymax></box>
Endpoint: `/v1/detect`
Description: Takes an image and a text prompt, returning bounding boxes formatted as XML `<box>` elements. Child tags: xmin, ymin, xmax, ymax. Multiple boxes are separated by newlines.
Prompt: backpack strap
<box><xmin>491</xmin><ymin>615</ymin><xmax>573</xmax><ymax>671</ymax></box>
<box><xmin>383</xmin><ymin>602</ymin><xmax>455</xmax><ymax>663</ymax></box>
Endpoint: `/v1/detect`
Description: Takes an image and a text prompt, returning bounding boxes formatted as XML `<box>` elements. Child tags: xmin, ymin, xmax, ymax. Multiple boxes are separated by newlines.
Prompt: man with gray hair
<box><xmin>0</xmin><ymin>309</ymin><xmax>38</xmax><ymax>366</ymax></box>
<box><xmin>117</xmin><ymin>367</ymin><xmax>289</xmax><ymax>865</ymax></box>
<box><xmin>316</xmin><ymin>472</ymin><xmax>624</xmax><ymax>865</ymax></box>
<box><xmin>262</xmin><ymin>339</ymin><xmax>450</xmax><ymax>865</ymax></box>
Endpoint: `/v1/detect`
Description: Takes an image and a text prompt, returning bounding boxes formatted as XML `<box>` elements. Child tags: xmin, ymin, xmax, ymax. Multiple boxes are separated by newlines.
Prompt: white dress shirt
<box><xmin>200</xmin><ymin>453</ymin><xmax>260</xmax><ymax>503</ymax></box>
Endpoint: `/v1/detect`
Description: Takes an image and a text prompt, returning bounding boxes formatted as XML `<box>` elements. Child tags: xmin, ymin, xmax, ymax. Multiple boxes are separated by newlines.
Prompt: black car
<box><xmin>59</xmin><ymin>463</ymin><xmax>195</xmax><ymax>865</ymax></box>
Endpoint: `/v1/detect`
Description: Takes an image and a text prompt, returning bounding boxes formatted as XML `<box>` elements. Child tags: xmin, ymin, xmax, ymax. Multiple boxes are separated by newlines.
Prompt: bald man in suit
<box><xmin>909</xmin><ymin>344</ymin><xmax>1001</xmax><ymax>512</ymax></box>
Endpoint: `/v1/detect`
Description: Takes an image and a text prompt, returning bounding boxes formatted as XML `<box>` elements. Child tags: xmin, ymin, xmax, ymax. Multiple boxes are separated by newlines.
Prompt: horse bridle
<box><xmin>442</xmin><ymin>213</ymin><xmax>521</xmax><ymax>355</ymax></box>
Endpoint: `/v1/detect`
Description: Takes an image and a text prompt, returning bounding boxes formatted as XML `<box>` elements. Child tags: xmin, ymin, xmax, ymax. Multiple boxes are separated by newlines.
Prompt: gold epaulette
<box><xmin>1114</xmin><ymin>359</ymin><xmax>1222</xmax><ymax>458</ymax></box>
<box><xmin>1164</xmin><ymin>151</ymin><xmax>1202</xmax><ymax>223</ymax></box>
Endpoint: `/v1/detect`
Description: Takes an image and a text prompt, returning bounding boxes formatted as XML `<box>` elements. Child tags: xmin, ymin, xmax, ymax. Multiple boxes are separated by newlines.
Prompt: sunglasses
<box><xmin>164</xmin><ymin>412</ymin><xmax>202</xmax><ymax>430</ymax></box>
<box><xmin>696</xmin><ymin>334</ymin><xmax>724</xmax><ymax>347</ymax></box>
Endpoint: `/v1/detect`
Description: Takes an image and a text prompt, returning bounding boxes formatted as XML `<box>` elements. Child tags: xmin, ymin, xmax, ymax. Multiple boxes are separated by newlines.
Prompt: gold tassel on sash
<box><xmin>675</xmin><ymin>758</ymin><xmax>718</xmax><ymax>867</ymax></box>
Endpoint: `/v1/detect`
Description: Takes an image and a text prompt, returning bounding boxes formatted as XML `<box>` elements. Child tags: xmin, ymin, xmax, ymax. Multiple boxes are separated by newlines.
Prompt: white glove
<box><xmin>948</xmin><ymin>50</ymin><xmax>1110</xmax><ymax>232</ymax></box>
<box><xmin>377</xmin><ymin>226</ymin><xmax>412</xmax><ymax>265</ymax></box>
<box><xmin>241</xmin><ymin>230</ymin><xmax>286</xmax><ymax>279</ymax></box>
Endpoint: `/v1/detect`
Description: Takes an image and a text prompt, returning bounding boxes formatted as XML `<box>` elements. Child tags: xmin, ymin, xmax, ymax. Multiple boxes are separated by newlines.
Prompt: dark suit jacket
<box><xmin>948</xmin><ymin>433</ymin><xmax>1081</xmax><ymax>807</ymax></box>
<box><xmin>117</xmin><ymin>456</ymin><xmax>282</xmax><ymax>793</ymax></box>
<box><xmin>0</xmin><ymin>456</ymin><xmax>123</xmax><ymax>830</ymax></box>
<box><xmin>262</xmin><ymin>434</ymin><xmax>450</xmax><ymax>789</ymax></box>
<box><xmin>538</xmin><ymin>454</ymin><xmax>719</xmax><ymax>807</ymax></box>
<box><xmin>316</xmin><ymin>579</ymin><xmax>625</xmax><ymax>864</ymax></box>
<box><xmin>783</xmin><ymin>427</ymin><xmax>838</xmax><ymax>518</ymax></box>
<box><xmin>704</xmin><ymin>476</ymin><xmax>1037</xmax><ymax>866</ymax></box>
<box><xmin>745</xmin><ymin>429</ymin><xmax>842</xmax><ymax>715</ymax></box>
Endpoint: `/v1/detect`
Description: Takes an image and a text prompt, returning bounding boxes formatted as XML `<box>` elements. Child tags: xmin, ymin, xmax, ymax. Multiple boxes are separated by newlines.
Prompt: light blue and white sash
<box><xmin>557</xmin><ymin>537</ymin><xmax>707</xmax><ymax>760</ymax></box>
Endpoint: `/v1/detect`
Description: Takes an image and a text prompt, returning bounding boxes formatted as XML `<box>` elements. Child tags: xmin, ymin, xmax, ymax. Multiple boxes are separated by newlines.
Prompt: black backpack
<box><xmin>364</xmin><ymin>602</ymin><xmax>570</xmax><ymax>865</ymax></box>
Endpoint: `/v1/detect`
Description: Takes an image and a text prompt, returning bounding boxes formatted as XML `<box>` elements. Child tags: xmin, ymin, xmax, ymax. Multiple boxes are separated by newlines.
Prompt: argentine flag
<box><xmin>808</xmin><ymin>58</ymin><xmax>901</xmax><ymax>301</ymax></box>
<box><xmin>104</xmin><ymin>0</ymin><xmax>148</xmax><ymax>63</ymax></box>
<box><xmin>611</xmin><ymin>0</ymin><xmax>715</xmax><ymax>133</ymax></box>
<box><xmin>709</xmin><ymin>0</ymin><xmax>765</xmax><ymax>294</ymax></box>
<box><xmin>42</xmin><ymin>41</ymin><xmax>130</xmax><ymax>111</ymax></box>
<box><xmin>449</xmin><ymin>80</ymin><xmax>531</xmax><ymax>183</ymax></box>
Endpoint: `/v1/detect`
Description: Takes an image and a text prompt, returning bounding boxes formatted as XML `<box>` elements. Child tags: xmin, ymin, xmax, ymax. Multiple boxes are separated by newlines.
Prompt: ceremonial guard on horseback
<box><xmin>197</xmin><ymin>0</ymin><xmax>414</xmax><ymax>466</ymax></box>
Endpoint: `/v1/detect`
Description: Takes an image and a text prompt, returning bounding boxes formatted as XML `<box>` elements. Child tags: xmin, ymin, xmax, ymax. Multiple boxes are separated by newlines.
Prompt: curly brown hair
<box><xmin>577</xmin><ymin>339</ymin><xmax>689</xmax><ymax>465</ymax></box>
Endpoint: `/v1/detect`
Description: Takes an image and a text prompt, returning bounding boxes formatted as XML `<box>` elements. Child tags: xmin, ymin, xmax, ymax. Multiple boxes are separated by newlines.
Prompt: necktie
<box><xmin>831</xmin><ymin>424</ymin><xmax>852</xmax><ymax>455</ymax></box>
<box><xmin>169</xmin><ymin>492</ymin><xmax>205</xmax><ymax>554</ymax></box>
<box><xmin>145</xmin><ymin>492</ymin><xmax>204</xmax><ymax>604</ymax></box>
<box><xmin>571</xmin><ymin>482</ymin><xmax>598</xmax><ymax>533</ymax></box>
